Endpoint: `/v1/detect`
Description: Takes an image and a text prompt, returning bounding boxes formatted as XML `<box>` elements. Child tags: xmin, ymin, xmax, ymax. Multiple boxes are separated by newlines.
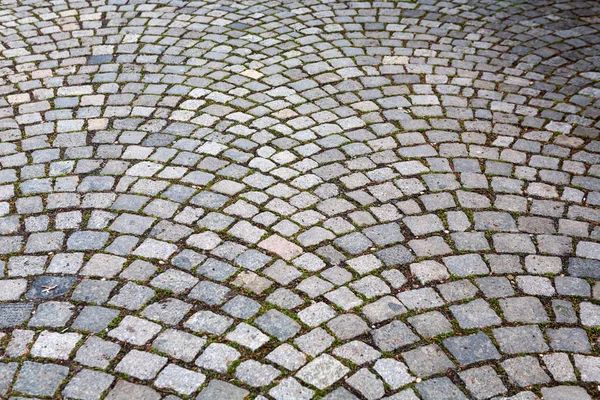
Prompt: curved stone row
<box><xmin>0</xmin><ymin>0</ymin><xmax>599</xmax><ymax>399</ymax></box>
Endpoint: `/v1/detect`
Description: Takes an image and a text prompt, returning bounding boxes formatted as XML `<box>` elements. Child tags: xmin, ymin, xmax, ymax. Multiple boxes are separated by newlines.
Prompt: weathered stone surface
<box><xmin>1</xmin><ymin>2</ymin><xmax>598</xmax><ymax>397</ymax></box>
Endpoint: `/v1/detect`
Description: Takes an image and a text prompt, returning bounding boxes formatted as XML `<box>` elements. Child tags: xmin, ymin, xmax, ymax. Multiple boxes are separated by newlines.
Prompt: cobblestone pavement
<box><xmin>0</xmin><ymin>0</ymin><xmax>599</xmax><ymax>399</ymax></box>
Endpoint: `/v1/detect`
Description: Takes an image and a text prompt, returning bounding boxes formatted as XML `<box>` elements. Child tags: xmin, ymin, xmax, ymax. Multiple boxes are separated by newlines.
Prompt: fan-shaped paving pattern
<box><xmin>1</xmin><ymin>0</ymin><xmax>600</xmax><ymax>399</ymax></box>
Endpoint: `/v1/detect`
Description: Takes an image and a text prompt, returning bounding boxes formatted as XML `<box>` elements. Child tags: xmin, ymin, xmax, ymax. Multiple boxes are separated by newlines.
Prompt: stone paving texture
<box><xmin>0</xmin><ymin>0</ymin><xmax>599</xmax><ymax>398</ymax></box>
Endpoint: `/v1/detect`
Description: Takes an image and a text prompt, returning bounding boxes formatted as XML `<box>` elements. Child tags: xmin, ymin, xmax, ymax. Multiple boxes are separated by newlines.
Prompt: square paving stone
<box><xmin>221</xmin><ymin>295</ymin><xmax>261</xmax><ymax>319</ymax></box>
<box><xmin>575</xmin><ymin>355</ymin><xmax>600</xmax><ymax>383</ymax></box>
<box><xmin>119</xmin><ymin>260</ymin><xmax>156</xmax><ymax>282</ymax></box>
<box><xmin>459</xmin><ymin>366</ymin><xmax>507</xmax><ymax>400</ymax></box>
<box><xmin>72</xmin><ymin>306</ymin><xmax>119</xmax><ymax>332</ymax></box>
<box><xmin>407</xmin><ymin>311</ymin><xmax>453</xmax><ymax>338</ymax></box>
<box><xmin>267</xmin><ymin>344</ymin><xmax>307</xmax><ymax>371</ymax></box>
<box><xmin>295</xmin><ymin>354</ymin><xmax>350</xmax><ymax>390</ymax></box>
<box><xmin>437</xmin><ymin>279</ymin><xmax>479</xmax><ymax>302</ymax></box>
<box><xmin>450</xmin><ymin>298</ymin><xmax>501</xmax><ymax>329</ymax></box>
<box><xmin>31</xmin><ymin>331</ymin><xmax>82</xmax><ymax>360</ymax></box>
<box><xmin>373</xmin><ymin>358</ymin><xmax>414</xmax><ymax>390</ymax></box>
<box><xmin>346</xmin><ymin>254</ymin><xmax>382</xmax><ymax>276</ymax></box>
<box><xmin>298</xmin><ymin>302</ymin><xmax>337</xmax><ymax>327</ymax></box>
<box><xmin>115</xmin><ymin>350</ymin><xmax>167</xmax><ymax>380</ymax></box>
<box><xmin>226</xmin><ymin>323</ymin><xmax>270</xmax><ymax>350</ymax></box>
<box><xmin>333</xmin><ymin>341</ymin><xmax>381</xmax><ymax>365</ymax></box>
<box><xmin>346</xmin><ymin>368</ymin><xmax>385</xmax><ymax>400</ymax></box>
<box><xmin>493</xmin><ymin>325</ymin><xmax>549</xmax><ymax>354</ymax></box>
<box><xmin>296</xmin><ymin>276</ymin><xmax>333</xmax><ymax>298</ymax></box>
<box><xmin>402</xmin><ymin>344</ymin><xmax>455</xmax><ymax>377</ymax></box>
<box><xmin>397</xmin><ymin>288</ymin><xmax>444</xmax><ymax>310</ymax></box>
<box><xmin>196</xmin><ymin>258</ymin><xmax>238</xmax><ymax>281</ymax></box>
<box><xmin>172</xmin><ymin>249</ymin><xmax>206</xmax><ymax>271</ymax></box>
<box><xmin>0</xmin><ymin>279</ymin><xmax>27</xmax><ymax>301</ymax></box>
<box><xmin>415</xmin><ymin>377</ymin><xmax>467</xmax><ymax>400</ymax></box>
<box><xmin>376</xmin><ymin>244</ymin><xmax>415</xmax><ymax>266</ymax></box>
<box><xmin>0</xmin><ymin>303</ymin><xmax>34</xmax><ymax>328</ymax></box>
<box><xmin>71</xmin><ymin>279</ymin><xmax>118</xmax><ymax>304</ymax></box>
<box><xmin>67</xmin><ymin>231</ymin><xmax>110</xmax><ymax>251</ymax></box>
<box><xmin>295</xmin><ymin>328</ymin><xmax>334</xmax><ymax>357</ymax></box>
<box><xmin>196</xmin><ymin>379</ymin><xmax>249</xmax><ymax>400</ymax></box>
<box><xmin>451</xmin><ymin>232</ymin><xmax>490</xmax><ymax>251</ymax></box>
<box><xmin>327</xmin><ymin>314</ymin><xmax>370</xmax><ymax>341</ymax></box>
<box><xmin>191</xmin><ymin>191</ymin><xmax>229</xmax><ymax>209</ymax></box>
<box><xmin>111</xmin><ymin>194</ymin><xmax>150</xmax><ymax>211</ymax></box>
<box><xmin>541</xmin><ymin>386</ymin><xmax>593</xmax><ymax>400</ymax></box>
<box><xmin>142</xmin><ymin>298</ymin><xmax>192</xmax><ymax>326</ymax></box>
<box><xmin>13</xmin><ymin>362</ymin><xmax>69</xmax><ymax>397</ymax></box>
<box><xmin>108</xmin><ymin>282</ymin><xmax>154</xmax><ymax>310</ymax></box>
<box><xmin>493</xmin><ymin>233</ymin><xmax>536</xmax><ymax>253</ymax></box>
<box><xmin>371</xmin><ymin>320</ymin><xmax>419</xmax><ymax>351</ymax></box>
<box><xmin>8</xmin><ymin>255</ymin><xmax>46</xmax><ymax>276</ymax></box>
<box><xmin>0</xmin><ymin>362</ymin><xmax>18</xmax><ymax>397</ymax></box>
<box><xmin>408</xmin><ymin>236</ymin><xmax>453</xmax><ymax>257</ymax></box>
<box><xmin>154</xmin><ymin>364</ymin><xmax>205</xmax><ymax>396</ymax></box>
<box><xmin>473</xmin><ymin>212</ymin><xmax>516</xmax><ymax>231</ymax></box>
<box><xmin>580</xmin><ymin>302</ymin><xmax>600</xmax><ymax>326</ymax></box>
<box><xmin>149</xmin><ymin>269</ymin><xmax>198</xmax><ymax>294</ymax></box>
<box><xmin>553</xmin><ymin>299</ymin><xmax>578</xmax><ymax>324</ymax></box>
<box><xmin>516</xmin><ymin>275</ymin><xmax>555</xmax><ymax>296</ymax></box>
<box><xmin>81</xmin><ymin>254</ymin><xmax>126</xmax><ymax>278</ymax></box>
<box><xmin>132</xmin><ymin>238</ymin><xmax>177</xmax><ymax>260</ymax></box>
<box><xmin>363</xmin><ymin>223</ymin><xmax>404</xmax><ymax>246</ymax></box>
<box><xmin>228</xmin><ymin>221</ymin><xmax>266</xmax><ymax>244</ymax></box>
<box><xmin>475</xmin><ymin>276</ymin><xmax>514</xmax><ymax>298</ymax></box>
<box><xmin>293</xmin><ymin>253</ymin><xmax>326</xmax><ymax>272</ymax></box>
<box><xmin>555</xmin><ymin>276</ymin><xmax>591</xmax><ymax>297</ymax></box>
<box><xmin>547</xmin><ymin>328</ymin><xmax>592</xmax><ymax>353</ymax></box>
<box><xmin>235</xmin><ymin>249</ymin><xmax>272</xmax><ymax>271</ymax></box>
<box><xmin>26</xmin><ymin>275</ymin><xmax>77</xmax><ymax>299</ymax></box>
<box><xmin>499</xmin><ymin>296</ymin><xmax>549</xmax><ymax>323</ymax></box>
<box><xmin>195</xmin><ymin>343</ymin><xmax>240</xmax><ymax>373</ymax></box>
<box><xmin>442</xmin><ymin>254</ymin><xmax>489</xmax><ymax>276</ymax></box>
<box><xmin>501</xmin><ymin>356</ymin><xmax>551</xmax><ymax>387</ymax></box>
<box><xmin>62</xmin><ymin>369</ymin><xmax>115</xmax><ymax>400</ymax></box>
<box><xmin>266</xmin><ymin>288</ymin><xmax>303</xmax><ymax>309</ymax></box>
<box><xmin>362</xmin><ymin>295</ymin><xmax>406</xmax><ymax>324</ymax></box>
<box><xmin>334</xmin><ymin>232</ymin><xmax>374</xmax><ymax>255</ymax></box>
<box><xmin>485</xmin><ymin>254</ymin><xmax>523</xmax><ymax>274</ymax></box>
<box><xmin>106</xmin><ymin>235</ymin><xmax>140</xmax><ymax>256</ymax></box>
<box><xmin>410</xmin><ymin>260</ymin><xmax>449</xmax><ymax>284</ymax></box>
<box><xmin>188</xmin><ymin>280</ymin><xmax>231</xmax><ymax>305</ymax></box>
<box><xmin>184</xmin><ymin>310</ymin><xmax>233</xmax><ymax>335</ymax></box>
<box><xmin>403</xmin><ymin>214</ymin><xmax>444</xmax><ymax>236</ymax></box>
<box><xmin>231</xmin><ymin>271</ymin><xmax>272</xmax><ymax>294</ymax></box>
<box><xmin>525</xmin><ymin>255</ymin><xmax>562</xmax><ymax>274</ymax></box>
<box><xmin>152</xmin><ymin>329</ymin><xmax>206</xmax><ymax>362</ymax></box>
<box><xmin>28</xmin><ymin>301</ymin><xmax>74</xmax><ymax>327</ymax></box>
<box><xmin>75</xmin><ymin>336</ymin><xmax>121</xmax><ymax>369</ymax></box>
<box><xmin>269</xmin><ymin>377</ymin><xmax>314</xmax><ymax>400</ymax></box>
<box><xmin>5</xmin><ymin>329</ymin><xmax>35</xmax><ymax>358</ymax></box>
<box><xmin>543</xmin><ymin>353</ymin><xmax>577</xmax><ymax>382</ymax></box>
<box><xmin>235</xmin><ymin>360</ymin><xmax>281</xmax><ymax>387</ymax></box>
<box><xmin>350</xmin><ymin>276</ymin><xmax>391</xmax><ymax>298</ymax></box>
<box><xmin>105</xmin><ymin>380</ymin><xmax>161</xmax><ymax>400</ymax></box>
<box><xmin>25</xmin><ymin>231</ymin><xmax>64</xmax><ymax>253</ymax></box>
<box><xmin>108</xmin><ymin>316</ymin><xmax>161</xmax><ymax>345</ymax></box>
<box><xmin>255</xmin><ymin>309</ymin><xmax>301</xmax><ymax>341</ymax></box>
<box><xmin>443</xmin><ymin>332</ymin><xmax>501</xmax><ymax>365</ymax></box>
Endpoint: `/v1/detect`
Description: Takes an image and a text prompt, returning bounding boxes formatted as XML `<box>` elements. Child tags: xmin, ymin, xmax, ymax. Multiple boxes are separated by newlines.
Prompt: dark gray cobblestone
<box><xmin>0</xmin><ymin>0</ymin><xmax>600</xmax><ymax>398</ymax></box>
